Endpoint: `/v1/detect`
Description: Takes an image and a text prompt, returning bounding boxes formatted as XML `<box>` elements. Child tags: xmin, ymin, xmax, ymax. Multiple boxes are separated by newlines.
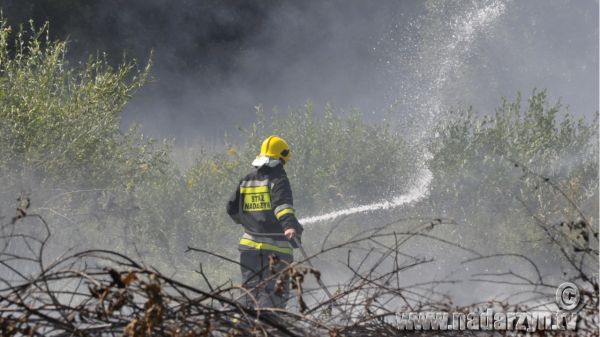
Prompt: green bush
<box><xmin>426</xmin><ymin>90</ymin><xmax>598</xmax><ymax>252</ymax></box>
<box><xmin>0</xmin><ymin>19</ymin><xmax>191</xmax><ymax>270</ymax></box>
<box><xmin>0</xmin><ymin>19</ymin><xmax>419</xmax><ymax>279</ymax></box>
<box><xmin>185</xmin><ymin>104</ymin><xmax>418</xmax><ymax>235</ymax></box>
<box><xmin>0</xmin><ymin>20</ymin><xmax>164</xmax><ymax>188</ymax></box>
<box><xmin>1</xmin><ymin>18</ymin><xmax>596</xmax><ymax>284</ymax></box>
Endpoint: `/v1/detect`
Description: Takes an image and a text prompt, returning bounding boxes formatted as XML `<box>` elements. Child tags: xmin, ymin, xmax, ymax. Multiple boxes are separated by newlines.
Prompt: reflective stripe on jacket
<box><xmin>238</xmin><ymin>233</ymin><xmax>292</xmax><ymax>256</ymax></box>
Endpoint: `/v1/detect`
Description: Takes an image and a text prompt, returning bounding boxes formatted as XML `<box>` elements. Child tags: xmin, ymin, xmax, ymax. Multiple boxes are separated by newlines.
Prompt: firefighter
<box><xmin>226</xmin><ymin>135</ymin><xmax>304</xmax><ymax>308</ymax></box>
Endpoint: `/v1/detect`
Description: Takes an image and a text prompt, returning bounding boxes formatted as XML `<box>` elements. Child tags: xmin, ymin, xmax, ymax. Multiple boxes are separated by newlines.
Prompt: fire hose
<box><xmin>291</xmin><ymin>236</ymin><xmax>335</xmax><ymax>300</ymax></box>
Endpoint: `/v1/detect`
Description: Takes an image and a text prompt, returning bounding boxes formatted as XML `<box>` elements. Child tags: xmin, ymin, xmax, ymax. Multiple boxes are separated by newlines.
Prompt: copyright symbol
<box><xmin>556</xmin><ymin>282</ymin><xmax>580</xmax><ymax>311</ymax></box>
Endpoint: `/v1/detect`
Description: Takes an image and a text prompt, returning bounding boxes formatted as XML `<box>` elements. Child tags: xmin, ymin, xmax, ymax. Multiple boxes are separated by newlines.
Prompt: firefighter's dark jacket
<box><xmin>226</xmin><ymin>164</ymin><xmax>304</xmax><ymax>248</ymax></box>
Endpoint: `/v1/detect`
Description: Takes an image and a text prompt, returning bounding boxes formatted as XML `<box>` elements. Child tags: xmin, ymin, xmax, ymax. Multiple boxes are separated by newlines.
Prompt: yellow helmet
<box><xmin>259</xmin><ymin>135</ymin><xmax>291</xmax><ymax>164</ymax></box>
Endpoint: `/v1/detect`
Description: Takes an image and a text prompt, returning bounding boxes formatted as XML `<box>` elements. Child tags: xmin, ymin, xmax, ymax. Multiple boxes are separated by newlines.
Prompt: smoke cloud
<box><xmin>1</xmin><ymin>0</ymin><xmax>595</xmax><ymax>144</ymax></box>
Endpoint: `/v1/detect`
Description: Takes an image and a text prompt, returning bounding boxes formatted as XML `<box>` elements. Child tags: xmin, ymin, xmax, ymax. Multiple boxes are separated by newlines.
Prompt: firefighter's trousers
<box><xmin>239</xmin><ymin>249</ymin><xmax>293</xmax><ymax>309</ymax></box>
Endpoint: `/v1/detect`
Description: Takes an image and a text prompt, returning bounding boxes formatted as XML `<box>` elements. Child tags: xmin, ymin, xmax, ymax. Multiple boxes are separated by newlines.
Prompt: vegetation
<box><xmin>427</xmin><ymin>91</ymin><xmax>598</xmax><ymax>253</ymax></box>
<box><xmin>0</xmin><ymin>20</ymin><xmax>182</xmax><ymax>267</ymax></box>
<box><xmin>185</xmin><ymin>105</ymin><xmax>416</xmax><ymax>234</ymax></box>
<box><xmin>0</xmin><ymin>20</ymin><xmax>159</xmax><ymax>186</ymax></box>
<box><xmin>0</xmin><ymin>21</ymin><xmax>418</xmax><ymax>279</ymax></box>
<box><xmin>2</xmin><ymin>208</ymin><xmax>596</xmax><ymax>336</ymax></box>
<box><xmin>0</xmin><ymin>19</ymin><xmax>597</xmax><ymax>286</ymax></box>
<box><xmin>0</xmin><ymin>17</ymin><xmax>597</xmax><ymax>337</ymax></box>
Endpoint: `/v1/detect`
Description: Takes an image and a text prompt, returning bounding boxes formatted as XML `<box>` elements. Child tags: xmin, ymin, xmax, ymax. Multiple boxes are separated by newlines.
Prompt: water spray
<box><xmin>297</xmin><ymin>0</ymin><xmax>509</xmax><ymax>226</ymax></box>
<box><xmin>299</xmin><ymin>168</ymin><xmax>433</xmax><ymax>225</ymax></box>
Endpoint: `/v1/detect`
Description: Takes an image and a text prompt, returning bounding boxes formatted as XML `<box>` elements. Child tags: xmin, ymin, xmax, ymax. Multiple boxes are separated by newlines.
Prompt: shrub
<box><xmin>427</xmin><ymin>90</ymin><xmax>598</xmax><ymax>252</ymax></box>
<box><xmin>0</xmin><ymin>19</ymin><xmax>191</xmax><ymax>270</ymax></box>
<box><xmin>0</xmin><ymin>20</ymin><xmax>162</xmax><ymax>187</ymax></box>
<box><xmin>184</xmin><ymin>104</ymin><xmax>419</xmax><ymax>255</ymax></box>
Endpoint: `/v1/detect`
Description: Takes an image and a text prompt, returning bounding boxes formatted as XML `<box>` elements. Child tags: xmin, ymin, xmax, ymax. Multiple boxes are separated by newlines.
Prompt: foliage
<box><xmin>0</xmin><ymin>18</ymin><xmax>597</xmax><ymax>286</ymax></box>
<box><xmin>251</xmin><ymin>105</ymin><xmax>418</xmax><ymax>210</ymax></box>
<box><xmin>426</xmin><ymin>90</ymin><xmax>598</xmax><ymax>252</ymax></box>
<box><xmin>0</xmin><ymin>19</ymin><xmax>161</xmax><ymax>188</ymax></box>
<box><xmin>0</xmin><ymin>19</ymin><xmax>420</xmax><ymax>279</ymax></box>
<box><xmin>0</xmin><ymin>19</ymin><xmax>192</xmax><ymax>272</ymax></box>
<box><xmin>184</xmin><ymin>104</ymin><xmax>418</xmax><ymax>248</ymax></box>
